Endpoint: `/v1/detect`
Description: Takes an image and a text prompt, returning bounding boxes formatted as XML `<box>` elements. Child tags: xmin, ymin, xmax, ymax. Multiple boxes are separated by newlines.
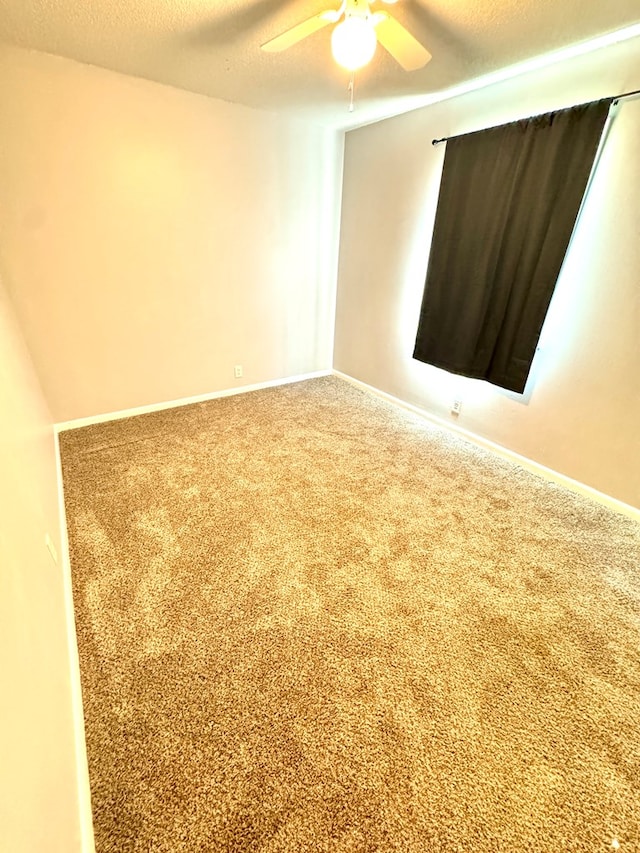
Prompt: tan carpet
<box><xmin>60</xmin><ymin>376</ymin><xmax>640</xmax><ymax>853</ymax></box>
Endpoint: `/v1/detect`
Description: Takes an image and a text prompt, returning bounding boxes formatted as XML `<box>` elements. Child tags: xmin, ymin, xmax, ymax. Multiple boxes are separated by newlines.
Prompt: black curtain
<box><xmin>413</xmin><ymin>99</ymin><xmax>611</xmax><ymax>394</ymax></box>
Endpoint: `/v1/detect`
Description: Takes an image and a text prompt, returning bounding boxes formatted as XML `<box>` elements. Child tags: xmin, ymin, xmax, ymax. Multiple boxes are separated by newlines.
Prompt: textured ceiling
<box><xmin>1</xmin><ymin>0</ymin><xmax>639</xmax><ymax>128</ymax></box>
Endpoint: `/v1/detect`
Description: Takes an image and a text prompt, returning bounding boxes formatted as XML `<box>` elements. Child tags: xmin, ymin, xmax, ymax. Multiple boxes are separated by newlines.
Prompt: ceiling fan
<box><xmin>261</xmin><ymin>0</ymin><xmax>432</xmax><ymax>72</ymax></box>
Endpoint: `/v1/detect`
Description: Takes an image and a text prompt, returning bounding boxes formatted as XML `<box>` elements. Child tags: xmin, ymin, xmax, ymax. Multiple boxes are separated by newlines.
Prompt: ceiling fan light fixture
<box><xmin>331</xmin><ymin>16</ymin><xmax>377</xmax><ymax>71</ymax></box>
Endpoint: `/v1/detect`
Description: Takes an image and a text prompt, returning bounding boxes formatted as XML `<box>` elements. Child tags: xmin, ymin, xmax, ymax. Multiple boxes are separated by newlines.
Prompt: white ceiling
<box><xmin>1</xmin><ymin>0</ymin><xmax>639</xmax><ymax>128</ymax></box>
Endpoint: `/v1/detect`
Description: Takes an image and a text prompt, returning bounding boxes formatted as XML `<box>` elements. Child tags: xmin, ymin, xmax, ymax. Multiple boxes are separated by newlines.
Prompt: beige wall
<box><xmin>0</xmin><ymin>45</ymin><xmax>343</xmax><ymax>422</ymax></box>
<box><xmin>334</xmin><ymin>35</ymin><xmax>640</xmax><ymax>508</ymax></box>
<box><xmin>0</xmin><ymin>276</ymin><xmax>84</xmax><ymax>851</ymax></box>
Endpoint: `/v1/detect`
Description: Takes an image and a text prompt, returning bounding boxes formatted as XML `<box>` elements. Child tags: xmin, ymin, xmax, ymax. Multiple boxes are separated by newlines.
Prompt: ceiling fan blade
<box><xmin>261</xmin><ymin>10</ymin><xmax>340</xmax><ymax>52</ymax></box>
<box><xmin>373</xmin><ymin>12</ymin><xmax>432</xmax><ymax>71</ymax></box>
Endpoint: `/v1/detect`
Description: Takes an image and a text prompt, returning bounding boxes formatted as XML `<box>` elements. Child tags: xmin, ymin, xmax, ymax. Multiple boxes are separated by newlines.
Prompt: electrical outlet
<box><xmin>234</xmin><ymin>365</ymin><xmax>243</xmax><ymax>379</ymax></box>
<box><xmin>45</xmin><ymin>533</ymin><xmax>58</xmax><ymax>565</ymax></box>
<box><xmin>451</xmin><ymin>399</ymin><xmax>462</xmax><ymax>416</ymax></box>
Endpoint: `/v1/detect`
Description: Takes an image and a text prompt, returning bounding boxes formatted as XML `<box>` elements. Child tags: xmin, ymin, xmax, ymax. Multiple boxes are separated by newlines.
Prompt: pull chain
<box><xmin>348</xmin><ymin>73</ymin><xmax>355</xmax><ymax>113</ymax></box>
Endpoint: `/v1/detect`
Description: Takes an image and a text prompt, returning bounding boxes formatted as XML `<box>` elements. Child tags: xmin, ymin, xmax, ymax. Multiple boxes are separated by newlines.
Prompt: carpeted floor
<box><xmin>60</xmin><ymin>376</ymin><xmax>640</xmax><ymax>853</ymax></box>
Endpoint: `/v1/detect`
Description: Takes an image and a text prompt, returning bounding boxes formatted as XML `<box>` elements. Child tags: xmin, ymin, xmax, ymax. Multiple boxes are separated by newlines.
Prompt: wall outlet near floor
<box><xmin>45</xmin><ymin>533</ymin><xmax>58</xmax><ymax>565</ymax></box>
<box><xmin>451</xmin><ymin>399</ymin><xmax>462</xmax><ymax>416</ymax></box>
<box><xmin>234</xmin><ymin>365</ymin><xmax>243</xmax><ymax>379</ymax></box>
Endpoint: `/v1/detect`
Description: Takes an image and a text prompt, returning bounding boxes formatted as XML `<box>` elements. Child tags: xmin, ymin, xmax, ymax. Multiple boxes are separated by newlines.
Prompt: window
<box><xmin>413</xmin><ymin>100</ymin><xmax>611</xmax><ymax>394</ymax></box>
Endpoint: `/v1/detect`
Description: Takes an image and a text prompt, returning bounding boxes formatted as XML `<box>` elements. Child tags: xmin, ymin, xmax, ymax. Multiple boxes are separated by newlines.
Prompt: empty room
<box><xmin>1</xmin><ymin>1</ymin><xmax>639</xmax><ymax>851</ymax></box>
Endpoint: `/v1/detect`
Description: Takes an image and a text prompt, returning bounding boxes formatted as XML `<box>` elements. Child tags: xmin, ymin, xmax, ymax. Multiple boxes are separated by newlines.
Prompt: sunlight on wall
<box><xmin>410</xmin><ymin>359</ymin><xmax>498</xmax><ymax>408</ymax></box>
<box><xmin>533</xmin><ymin>106</ymin><xmax>620</xmax><ymax>385</ymax></box>
<box><xmin>395</xmin><ymin>150</ymin><xmax>441</xmax><ymax>364</ymax></box>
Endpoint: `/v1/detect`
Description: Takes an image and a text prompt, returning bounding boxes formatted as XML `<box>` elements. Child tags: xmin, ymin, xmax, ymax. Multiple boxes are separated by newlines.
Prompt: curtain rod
<box><xmin>431</xmin><ymin>86</ymin><xmax>640</xmax><ymax>146</ymax></box>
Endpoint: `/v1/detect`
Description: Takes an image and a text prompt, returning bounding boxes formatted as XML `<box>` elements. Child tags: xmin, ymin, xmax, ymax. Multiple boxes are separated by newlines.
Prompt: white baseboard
<box><xmin>53</xmin><ymin>433</ymin><xmax>96</xmax><ymax>853</ymax></box>
<box><xmin>55</xmin><ymin>371</ymin><xmax>331</xmax><ymax>432</ymax></box>
<box><xmin>333</xmin><ymin>370</ymin><xmax>640</xmax><ymax>522</ymax></box>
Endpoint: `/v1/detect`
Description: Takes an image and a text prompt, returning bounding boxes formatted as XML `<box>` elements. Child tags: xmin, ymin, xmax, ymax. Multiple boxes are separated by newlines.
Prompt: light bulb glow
<box><xmin>331</xmin><ymin>17</ymin><xmax>377</xmax><ymax>71</ymax></box>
